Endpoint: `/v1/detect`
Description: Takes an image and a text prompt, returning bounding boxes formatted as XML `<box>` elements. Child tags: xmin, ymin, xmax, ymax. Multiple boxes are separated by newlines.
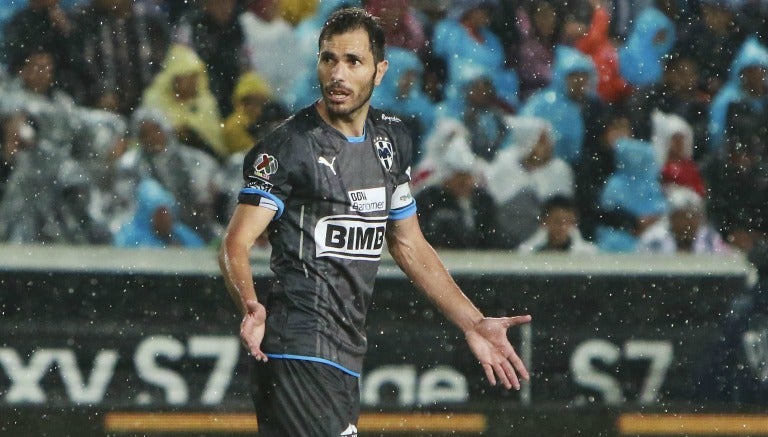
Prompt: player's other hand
<box><xmin>465</xmin><ymin>315</ymin><xmax>532</xmax><ymax>390</ymax></box>
<box><xmin>240</xmin><ymin>300</ymin><xmax>268</xmax><ymax>362</ymax></box>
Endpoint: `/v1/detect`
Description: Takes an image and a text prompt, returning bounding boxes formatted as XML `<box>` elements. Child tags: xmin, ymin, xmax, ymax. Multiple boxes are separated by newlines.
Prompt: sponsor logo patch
<box><xmin>348</xmin><ymin>187</ymin><xmax>386</xmax><ymax>213</ymax></box>
<box><xmin>315</xmin><ymin>215</ymin><xmax>387</xmax><ymax>260</ymax></box>
<box><xmin>391</xmin><ymin>183</ymin><xmax>413</xmax><ymax>210</ymax></box>
<box><xmin>252</xmin><ymin>153</ymin><xmax>278</xmax><ymax>179</ymax></box>
<box><xmin>245</xmin><ymin>178</ymin><xmax>274</xmax><ymax>193</ymax></box>
<box><xmin>380</xmin><ymin>113</ymin><xmax>401</xmax><ymax>123</ymax></box>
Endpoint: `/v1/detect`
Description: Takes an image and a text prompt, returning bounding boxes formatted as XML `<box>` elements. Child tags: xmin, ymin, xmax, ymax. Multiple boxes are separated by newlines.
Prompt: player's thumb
<box><xmin>504</xmin><ymin>315</ymin><xmax>532</xmax><ymax>327</ymax></box>
<box><xmin>245</xmin><ymin>300</ymin><xmax>261</xmax><ymax>314</ymax></box>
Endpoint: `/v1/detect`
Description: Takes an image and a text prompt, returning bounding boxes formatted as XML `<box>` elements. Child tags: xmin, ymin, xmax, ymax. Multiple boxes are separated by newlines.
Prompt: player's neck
<box><xmin>315</xmin><ymin>100</ymin><xmax>368</xmax><ymax>138</ymax></box>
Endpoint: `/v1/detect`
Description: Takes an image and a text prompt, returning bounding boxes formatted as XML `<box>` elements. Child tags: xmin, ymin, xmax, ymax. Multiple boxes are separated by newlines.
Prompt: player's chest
<box><xmin>307</xmin><ymin>138</ymin><xmax>396</xmax><ymax>214</ymax></box>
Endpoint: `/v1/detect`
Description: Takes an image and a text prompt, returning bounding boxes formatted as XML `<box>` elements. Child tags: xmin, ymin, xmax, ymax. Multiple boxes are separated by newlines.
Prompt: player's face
<box><xmin>317</xmin><ymin>28</ymin><xmax>388</xmax><ymax>120</ymax></box>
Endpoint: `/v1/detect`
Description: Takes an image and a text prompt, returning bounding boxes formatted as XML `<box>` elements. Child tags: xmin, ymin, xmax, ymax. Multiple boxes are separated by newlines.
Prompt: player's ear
<box><xmin>374</xmin><ymin>59</ymin><xmax>388</xmax><ymax>86</ymax></box>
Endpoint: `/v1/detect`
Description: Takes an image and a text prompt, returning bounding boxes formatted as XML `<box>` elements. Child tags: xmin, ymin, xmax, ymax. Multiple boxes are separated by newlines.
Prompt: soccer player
<box><xmin>218</xmin><ymin>8</ymin><xmax>531</xmax><ymax>436</ymax></box>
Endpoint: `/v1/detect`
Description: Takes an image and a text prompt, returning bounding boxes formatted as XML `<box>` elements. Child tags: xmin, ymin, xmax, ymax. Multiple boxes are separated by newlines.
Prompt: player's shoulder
<box><xmin>250</xmin><ymin>107</ymin><xmax>317</xmax><ymax>157</ymax></box>
<box><xmin>242</xmin><ymin>107</ymin><xmax>317</xmax><ymax>173</ymax></box>
<box><xmin>368</xmin><ymin>107</ymin><xmax>411</xmax><ymax>141</ymax></box>
<box><xmin>264</xmin><ymin>107</ymin><xmax>316</xmax><ymax>144</ymax></box>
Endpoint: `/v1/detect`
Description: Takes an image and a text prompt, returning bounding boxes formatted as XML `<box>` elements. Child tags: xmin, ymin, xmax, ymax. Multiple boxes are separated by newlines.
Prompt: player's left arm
<box><xmin>385</xmin><ymin>214</ymin><xmax>532</xmax><ymax>390</ymax></box>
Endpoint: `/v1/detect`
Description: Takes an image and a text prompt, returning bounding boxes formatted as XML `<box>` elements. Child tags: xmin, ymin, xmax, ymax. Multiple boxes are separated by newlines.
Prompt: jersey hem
<box><xmin>264</xmin><ymin>353</ymin><xmax>361</xmax><ymax>377</ymax></box>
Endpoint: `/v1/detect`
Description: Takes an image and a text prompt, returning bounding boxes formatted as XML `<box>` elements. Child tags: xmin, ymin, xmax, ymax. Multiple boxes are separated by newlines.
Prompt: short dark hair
<box><xmin>541</xmin><ymin>195</ymin><xmax>576</xmax><ymax>218</ymax></box>
<box><xmin>318</xmin><ymin>7</ymin><xmax>386</xmax><ymax>64</ymax></box>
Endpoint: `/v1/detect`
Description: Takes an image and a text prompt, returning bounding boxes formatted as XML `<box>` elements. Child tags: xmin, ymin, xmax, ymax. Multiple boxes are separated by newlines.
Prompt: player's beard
<box><xmin>321</xmin><ymin>69</ymin><xmax>377</xmax><ymax>119</ymax></box>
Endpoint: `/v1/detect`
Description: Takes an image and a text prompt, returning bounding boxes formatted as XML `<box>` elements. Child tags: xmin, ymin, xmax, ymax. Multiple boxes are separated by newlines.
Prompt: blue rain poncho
<box><xmin>114</xmin><ymin>178</ymin><xmax>205</xmax><ymax>248</ymax></box>
<box><xmin>596</xmin><ymin>138</ymin><xmax>667</xmax><ymax>252</ymax></box>
<box><xmin>520</xmin><ymin>45</ymin><xmax>596</xmax><ymax>165</ymax></box>
<box><xmin>617</xmin><ymin>6</ymin><xmax>675</xmax><ymax>87</ymax></box>
<box><xmin>707</xmin><ymin>36</ymin><xmax>768</xmax><ymax>153</ymax></box>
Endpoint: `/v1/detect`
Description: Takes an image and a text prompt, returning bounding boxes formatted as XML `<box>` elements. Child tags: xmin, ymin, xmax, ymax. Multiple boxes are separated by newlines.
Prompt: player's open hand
<box><xmin>465</xmin><ymin>315</ymin><xmax>531</xmax><ymax>390</ymax></box>
<box><xmin>240</xmin><ymin>300</ymin><xmax>268</xmax><ymax>362</ymax></box>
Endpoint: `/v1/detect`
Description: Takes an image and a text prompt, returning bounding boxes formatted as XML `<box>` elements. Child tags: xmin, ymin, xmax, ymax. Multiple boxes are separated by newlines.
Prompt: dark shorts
<box><xmin>250</xmin><ymin>358</ymin><xmax>361</xmax><ymax>437</ymax></box>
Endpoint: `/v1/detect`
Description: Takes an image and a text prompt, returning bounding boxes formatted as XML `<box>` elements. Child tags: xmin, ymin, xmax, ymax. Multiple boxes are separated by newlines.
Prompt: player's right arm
<box><xmin>218</xmin><ymin>203</ymin><xmax>276</xmax><ymax>361</ymax></box>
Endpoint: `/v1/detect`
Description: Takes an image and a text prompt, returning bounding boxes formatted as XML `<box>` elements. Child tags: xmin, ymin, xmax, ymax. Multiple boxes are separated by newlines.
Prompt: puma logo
<box><xmin>340</xmin><ymin>424</ymin><xmax>358</xmax><ymax>436</ymax></box>
<box><xmin>318</xmin><ymin>156</ymin><xmax>337</xmax><ymax>175</ymax></box>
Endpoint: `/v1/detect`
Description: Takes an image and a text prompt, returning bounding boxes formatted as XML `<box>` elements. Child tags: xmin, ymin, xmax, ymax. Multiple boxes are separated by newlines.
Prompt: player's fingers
<box><xmin>507</xmin><ymin>350</ymin><xmax>530</xmax><ymax>381</ymax></box>
<box><xmin>500</xmin><ymin>360</ymin><xmax>521</xmax><ymax>390</ymax></box>
<box><xmin>482</xmin><ymin>363</ymin><xmax>496</xmax><ymax>387</ymax></box>
<box><xmin>493</xmin><ymin>362</ymin><xmax>512</xmax><ymax>390</ymax></box>
<box><xmin>242</xmin><ymin>334</ymin><xmax>266</xmax><ymax>361</ymax></box>
<box><xmin>251</xmin><ymin>346</ymin><xmax>268</xmax><ymax>362</ymax></box>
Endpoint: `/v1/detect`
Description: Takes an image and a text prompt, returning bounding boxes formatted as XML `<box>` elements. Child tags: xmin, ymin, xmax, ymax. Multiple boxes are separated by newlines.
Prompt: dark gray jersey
<box><xmin>238</xmin><ymin>104</ymin><xmax>416</xmax><ymax>375</ymax></box>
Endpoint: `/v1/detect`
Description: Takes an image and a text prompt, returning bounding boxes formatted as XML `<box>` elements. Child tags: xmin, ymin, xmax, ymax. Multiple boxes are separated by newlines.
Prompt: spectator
<box><xmin>50</xmin><ymin>158</ymin><xmax>114</xmax><ymax>244</ymax></box>
<box><xmin>0</xmin><ymin>51</ymin><xmax>80</xmax><ymax>151</ymax></box>
<box><xmin>432</xmin><ymin>0</ymin><xmax>519</xmax><ymax>112</ymax></box>
<box><xmin>415</xmin><ymin>137</ymin><xmax>497</xmax><ymax>249</ymax></box>
<box><xmin>0</xmin><ymin>111</ymin><xmax>67</xmax><ymax>243</ymax></box>
<box><xmin>488</xmin><ymin>0</ymin><xmax>520</xmax><ymax>68</ymax></box>
<box><xmin>2</xmin><ymin>0</ymin><xmax>75</xmax><ymax>93</ymax></box>
<box><xmin>371</xmin><ymin>47</ymin><xmax>435</xmax><ymax>159</ymax></box>
<box><xmin>141</xmin><ymin>44</ymin><xmax>226</xmax><ymax>160</ymax></box>
<box><xmin>627</xmin><ymin>54</ymin><xmax>710</xmax><ymax>160</ymax></box>
<box><xmin>514</xmin><ymin>1</ymin><xmax>560</xmax><ymax>99</ymax></box>
<box><xmin>174</xmin><ymin>0</ymin><xmax>245</xmax><ymax>116</ymax></box>
<box><xmin>240</xmin><ymin>0</ymin><xmax>302</xmax><ymax>102</ymax></box>
<box><xmin>517</xmin><ymin>195</ymin><xmax>597</xmax><ymax>254</ymax></box>
<box><xmin>651</xmin><ymin>110</ymin><xmax>706</xmax><ymax>197</ymax></box>
<box><xmin>277</xmin><ymin>0</ymin><xmax>318</xmax><ymax>26</ymax></box>
<box><xmin>708</xmin><ymin>36</ymin><xmax>768</xmax><ymax>156</ymax></box>
<box><xmin>364</xmin><ymin>0</ymin><xmax>426</xmax><ymax>53</ymax></box>
<box><xmin>574</xmin><ymin>0</ymin><xmax>631</xmax><ymax>104</ymax></box>
<box><xmin>69</xmin><ymin>0</ymin><xmax>169</xmax><ymax>115</ymax></box>
<box><xmin>574</xmin><ymin>112</ymin><xmax>628</xmax><ymax>241</ymax></box>
<box><xmin>596</xmin><ymin>138</ymin><xmax>667</xmax><ymax>252</ymax></box>
<box><xmin>703</xmin><ymin>122</ymin><xmax>768</xmax><ymax>253</ymax></box>
<box><xmin>0</xmin><ymin>49</ymin><xmax>130</xmax><ymax>210</ymax></box>
<box><xmin>638</xmin><ymin>185</ymin><xmax>729</xmax><ymax>254</ymax></box>
<box><xmin>617</xmin><ymin>5</ymin><xmax>675</xmax><ymax>88</ymax></box>
<box><xmin>114</xmin><ymin>177</ymin><xmax>205</xmax><ymax>248</ymax></box>
<box><xmin>223</xmin><ymin>71</ymin><xmax>275</xmax><ymax>156</ymax></box>
<box><xmin>484</xmin><ymin>116</ymin><xmax>574</xmax><ymax>249</ymax></box>
<box><xmin>674</xmin><ymin>0</ymin><xmax>745</xmax><ymax>97</ymax></box>
<box><xmin>420</xmin><ymin>53</ymin><xmax>448</xmax><ymax>104</ymax></box>
<box><xmin>520</xmin><ymin>44</ymin><xmax>603</xmax><ymax>165</ymax></box>
<box><xmin>432</xmin><ymin>65</ymin><xmax>514</xmax><ymax>162</ymax></box>
<box><xmin>115</xmin><ymin>107</ymin><xmax>221</xmax><ymax>242</ymax></box>
<box><xmin>0</xmin><ymin>113</ymin><xmax>40</xmax><ymax>200</ymax></box>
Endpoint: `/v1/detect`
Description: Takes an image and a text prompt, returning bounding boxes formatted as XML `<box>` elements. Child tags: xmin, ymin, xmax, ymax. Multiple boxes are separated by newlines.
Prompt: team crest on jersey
<box><xmin>374</xmin><ymin>137</ymin><xmax>394</xmax><ymax>171</ymax></box>
<box><xmin>252</xmin><ymin>153</ymin><xmax>278</xmax><ymax>179</ymax></box>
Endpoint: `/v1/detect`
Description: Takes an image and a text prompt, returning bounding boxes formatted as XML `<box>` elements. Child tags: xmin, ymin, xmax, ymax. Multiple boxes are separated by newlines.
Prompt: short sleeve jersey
<box><xmin>238</xmin><ymin>104</ymin><xmax>416</xmax><ymax>376</ymax></box>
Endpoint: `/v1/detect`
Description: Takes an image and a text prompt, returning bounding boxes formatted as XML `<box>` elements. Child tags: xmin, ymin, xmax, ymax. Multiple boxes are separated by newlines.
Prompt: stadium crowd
<box><xmin>0</xmin><ymin>0</ymin><xmax>766</xmax><ymax>255</ymax></box>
